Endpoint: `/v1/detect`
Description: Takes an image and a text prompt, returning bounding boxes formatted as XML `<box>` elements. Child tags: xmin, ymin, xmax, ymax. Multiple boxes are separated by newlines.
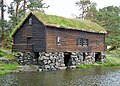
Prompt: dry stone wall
<box><xmin>16</xmin><ymin>52</ymin><xmax>38</xmax><ymax>65</ymax></box>
<box><xmin>101</xmin><ymin>52</ymin><xmax>107</xmax><ymax>62</ymax></box>
<box><xmin>83</xmin><ymin>52</ymin><xmax>95</xmax><ymax>64</ymax></box>
<box><xmin>16</xmin><ymin>52</ymin><xmax>106</xmax><ymax>71</ymax></box>
<box><xmin>71</xmin><ymin>52</ymin><xmax>83</xmax><ymax>65</ymax></box>
<box><xmin>38</xmin><ymin>52</ymin><xmax>65</xmax><ymax>71</ymax></box>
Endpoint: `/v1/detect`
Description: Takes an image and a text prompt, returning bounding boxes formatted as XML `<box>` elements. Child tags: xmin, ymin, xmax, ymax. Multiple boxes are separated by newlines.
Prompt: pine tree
<box><xmin>76</xmin><ymin>0</ymin><xmax>96</xmax><ymax>20</ymax></box>
<box><xmin>0</xmin><ymin>0</ymin><xmax>6</xmax><ymax>47</ymax></box>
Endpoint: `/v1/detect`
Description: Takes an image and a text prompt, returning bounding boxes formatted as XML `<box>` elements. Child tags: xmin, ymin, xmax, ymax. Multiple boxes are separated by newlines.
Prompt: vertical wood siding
<box><xmin>32</xmin><ymin>16</ymin><xmax>46</xmax><ymax>52</ymax></box>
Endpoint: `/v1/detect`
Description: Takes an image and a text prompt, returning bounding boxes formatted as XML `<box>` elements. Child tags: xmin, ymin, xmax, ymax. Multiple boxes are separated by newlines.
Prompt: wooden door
<box><xmin>27</xmin><ymin>37</ymin><xmax>32</xmax><ymax>51</ymax></box>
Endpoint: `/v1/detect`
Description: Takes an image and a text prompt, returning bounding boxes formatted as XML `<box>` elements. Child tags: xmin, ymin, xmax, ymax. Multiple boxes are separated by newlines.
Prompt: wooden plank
<box><xmin>46</xmin><ymin>27</ymin><xmax>106</xmax><ymax>52</ymax></box>
<box><xmin>13</xmin><ymin>15</ymin><xmax>46</xmax><ymax>52</ymax></box>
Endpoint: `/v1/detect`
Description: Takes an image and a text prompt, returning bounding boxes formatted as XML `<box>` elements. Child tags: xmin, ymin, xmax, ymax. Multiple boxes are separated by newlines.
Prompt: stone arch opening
<box><xmin>64</xmin><ymin>52</ymin><xmax>72</xmax><ymax>66</ymax></box>
<box><xmin>95</xmin><ymin>52</ymin><xmax>101</xmax><ymax>62</ymax></box>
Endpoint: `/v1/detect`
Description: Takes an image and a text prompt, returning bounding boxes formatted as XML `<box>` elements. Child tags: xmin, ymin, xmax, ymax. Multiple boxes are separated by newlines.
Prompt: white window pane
<box><xmin>56</xmin><ymin>37</ymin><xmax>61</xmax><ymax>45</ymax></box>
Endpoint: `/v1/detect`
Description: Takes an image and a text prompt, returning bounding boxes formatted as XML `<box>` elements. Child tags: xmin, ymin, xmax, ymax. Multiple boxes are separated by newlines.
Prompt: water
<box><xmin>0</xmin><ymin>66</ymin><xmax>120</xmax><ymax>86</ymax></box>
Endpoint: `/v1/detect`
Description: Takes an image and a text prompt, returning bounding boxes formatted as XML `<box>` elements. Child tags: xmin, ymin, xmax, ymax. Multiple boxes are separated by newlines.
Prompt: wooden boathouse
<box><xmin>11</xmin><ymin>11</ymin><xmax>107</xmax><ymax>70</ymax></box>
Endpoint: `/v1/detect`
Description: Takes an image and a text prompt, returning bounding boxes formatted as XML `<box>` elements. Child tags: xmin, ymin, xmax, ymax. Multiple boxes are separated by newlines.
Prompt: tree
<box><xmin>92</xmin><ymin>6</ymin><xmax>120</xmax><ymax>49</ymax></box>
<box><xmin>0</xmin><ymin>0</ymin><xmax>4</xmax><ymax>41</ymax></box>
<box><xmin>76</xmin><ymin>0</ymin><xmax>96</xmax><ymax>20</ymax></box>
<box><xmin>0</xmin><ymin>0</ymin><xmax>7</xmax><ymax>47</ymax></box>
<box><xmin>10</xmin><ymin>0</ymin><xmax>49</xmax><ymax>25</ymax></box>
<box><xmin>14</xmin><ymin>0</ymin><xmax>23</xmax><ymax>24</ymax></box>
<box><xmin>8</xmin><ymin>2</ymin><xmax>17</xmax><ymax>30</ymax></box>
<box><xmin>23</xmin><ymin>0</ymin><xmax>26</xmax><ymax>16</ymax></box>
<box><xmin>84</xmin><ymin>2</ymin><xmax>97</xmax><ymax>20</ymax></box>
<box><xmin>27</xmin><ymin>0</ymin><xmax>49</xmax><ymax>11</ymax></box>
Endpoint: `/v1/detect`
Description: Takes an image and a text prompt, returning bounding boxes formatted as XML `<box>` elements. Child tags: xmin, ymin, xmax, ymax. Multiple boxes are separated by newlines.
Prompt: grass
<box><xmin>77</xmin><ymin>49</ymin><xmax>120</xmax><ymax>69</ymax></box>
<box><xmin>0</xmin><ymin>50</ymin><xmax>16</xmax><ymax>59</ymax></box>
<box><xmin>0</xmin><ymin>62</ymin><xmax>18</xmax><ymax>75</ymax></box>
<box><xmin>76</xmin><ymin>62</ymin><xmax>120</xmax><ymax>69</ymax></box>
<box><xmin>0</xmin><ymin>49</ymin><xmax>18</xmax><ymax>75</ymax></box>
<box><xmin>0</xmin><ymin>50</ymin><xmax>7</xmax><ymax>57</ymax></box>
<box><xmin>106</xmin><ymin>48</ymin><xmax>120</xmax><ymax>65</ymax></box>
<box><xmin>11</xmin><ymin>11</ymin><xmax>107</xmax><ymax>37</ymax></box>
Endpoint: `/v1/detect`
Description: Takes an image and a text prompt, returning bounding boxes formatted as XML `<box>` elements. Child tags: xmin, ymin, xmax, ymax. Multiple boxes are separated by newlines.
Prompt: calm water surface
<box><xmin>0</xmin><ymin>66</ymin><xmax>120</xmax><ymax>86</ymax></box>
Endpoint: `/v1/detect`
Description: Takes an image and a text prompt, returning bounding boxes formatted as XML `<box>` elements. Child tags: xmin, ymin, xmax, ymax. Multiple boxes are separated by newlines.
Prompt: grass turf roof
<box><xmin>11</xmin><ymin>11</ymin><xmax>107</xmax><ymax>37</ymax></box>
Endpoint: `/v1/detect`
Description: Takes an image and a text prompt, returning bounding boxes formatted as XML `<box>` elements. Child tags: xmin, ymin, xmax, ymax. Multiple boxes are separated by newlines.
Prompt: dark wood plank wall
<box><xmin>46</xmin><ymin>27</ymin><xmax>105</xmax><ymax>53</ymax></box>
<box><xmin>13</xmin><ymin>15</ymin><xmax>33</xmax><ymax>52</ymax></box>
<box><xmin>13</xmin><ymin>15</ymin><xmax>46</xmax><ymax>52</ymax></box>
<box><xmin>12</xmin><ymin>44</ymin><xmax>32</xmax><ymax>52</ymax></box>
<box><xmin>32</xmin><ymin>16</ymin><xmax>46</xmax><ymax>52</ymax></box>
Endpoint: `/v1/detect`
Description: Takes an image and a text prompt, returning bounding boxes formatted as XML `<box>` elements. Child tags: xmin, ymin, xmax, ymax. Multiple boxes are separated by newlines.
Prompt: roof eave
<box><xmin>45</xmin><ymin>24</ymin><xmax>107</xmax><ymax>34</ymax></box>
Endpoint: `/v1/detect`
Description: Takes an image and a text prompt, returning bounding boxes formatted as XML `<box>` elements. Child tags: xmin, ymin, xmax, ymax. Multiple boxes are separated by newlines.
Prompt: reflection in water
<box><xmin>0</xmin><ymin>66</ymin><xmax>120</xmax><ymax>86</ymax></box>
<box><xmin>0</xmin><ymin>74</ymin><xmax>18</xmax><ymax>86</ymax></box>
<box><xmin>63</xmin><ymin>68</ymin><xmax>72</xmax><ymax>81</ymax></box>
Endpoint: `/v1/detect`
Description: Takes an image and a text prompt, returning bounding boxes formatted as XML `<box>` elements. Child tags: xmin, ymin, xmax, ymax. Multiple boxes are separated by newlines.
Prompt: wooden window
<box><xmin>29</xmin><ymin>18</ymin><xmax>32</xmax><ymax>25</ymax></box>
<box><xmin>78</xmin><ymin>38</ymin><xmax>88</xmax><ymax>46</ymax></box>
<box><xmin>56</xmin><ymin>36</ymin><xmax>61</xmax><ymax>45</ymax></box>
<box><xmin>78</xmin><ymin>38</ymin><xmax>83</xmax><ymax>46</ymax></box>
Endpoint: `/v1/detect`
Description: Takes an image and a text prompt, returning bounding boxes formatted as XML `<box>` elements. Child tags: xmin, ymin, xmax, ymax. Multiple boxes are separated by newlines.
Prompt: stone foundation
<box><xmin>16</xmin><ymin>52</ymin><xmax>38</xmax><ymax>65</ymax></box>
<box><xmin>101</xmin><ymin>52</ymin><xmax>107</xmax><ymax>62</ymax></box>
<box><xmin>15</xmin><ymin>52</ymin><xmax>106</xmax><ymax>71</ymax></box>
<box><xmin>38</xmin><ymin>52</ymin><xmax>65</xmax><ymax>71</ymax></box>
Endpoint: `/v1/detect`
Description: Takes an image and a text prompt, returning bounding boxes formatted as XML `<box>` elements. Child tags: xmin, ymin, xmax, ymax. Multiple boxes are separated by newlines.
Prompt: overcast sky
<box><xmin>4</xmin><ymin>0</ymin><xmax>120</xmax><ymax>19</ymax></box>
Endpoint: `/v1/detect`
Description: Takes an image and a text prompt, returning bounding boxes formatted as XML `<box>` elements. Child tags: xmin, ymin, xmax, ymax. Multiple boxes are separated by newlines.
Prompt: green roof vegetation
<box><xmin>11</xmin><ymin>11</ymin><xmax>107</xmax><ymax>37</ymax></box>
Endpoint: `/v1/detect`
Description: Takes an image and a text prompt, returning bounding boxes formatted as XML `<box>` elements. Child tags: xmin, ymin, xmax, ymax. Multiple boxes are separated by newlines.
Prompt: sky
<box><xmin>4</xmin><ymin>0</ymin><xmax>120</xmax><ymax>19</ymax></box>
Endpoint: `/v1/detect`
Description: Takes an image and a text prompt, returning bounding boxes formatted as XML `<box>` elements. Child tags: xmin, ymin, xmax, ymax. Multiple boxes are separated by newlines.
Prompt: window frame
<box><xmin>56</xmin><ymin>36</ymin><xmax>61</xmax><ymax>45</ymax></box>
<box><xmin>77</xmin><ymin>38</ymin><xmax>88</xmax><ymax>46</ymax></box>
